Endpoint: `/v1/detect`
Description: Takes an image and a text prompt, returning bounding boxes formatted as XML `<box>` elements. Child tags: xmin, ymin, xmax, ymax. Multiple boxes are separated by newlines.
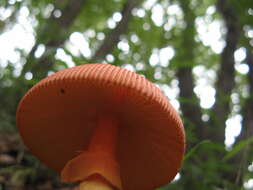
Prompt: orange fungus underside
<box><xmin>16</xmin><ymin>63</ymin><xmax>185</xmax><ymax>190</ymax></box>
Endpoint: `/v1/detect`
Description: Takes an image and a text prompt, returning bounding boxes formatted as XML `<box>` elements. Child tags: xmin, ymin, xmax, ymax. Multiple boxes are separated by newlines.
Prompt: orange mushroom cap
<box><xmin>16</xmin><ymin>64</ymin><xmax>185</xmax><ymax>190</ymax></box>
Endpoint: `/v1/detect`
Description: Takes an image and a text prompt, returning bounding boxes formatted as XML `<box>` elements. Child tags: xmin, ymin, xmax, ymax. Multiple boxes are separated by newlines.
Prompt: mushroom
<box><xmin>16</xmin><ymin>64</ymin><xmax>185</xmax><ymax>190</ymax></box>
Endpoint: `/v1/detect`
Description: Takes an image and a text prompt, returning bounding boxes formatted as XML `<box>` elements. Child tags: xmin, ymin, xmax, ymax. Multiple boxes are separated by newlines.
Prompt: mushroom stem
<box><xmin>79</xmin><ymin>174</ymin><xmax>115</xmax><ymax>190</ymax></box>
<box><xmin>78</xmin><ymin>115</ymin><xmax>119</xmax><ymax>190</ymax></box>
<box><xmin>88</xmin><ymin>115</ymin><xmax>118</xmax><ymax>154</ymax></box>
<box><xmin>61</xmin><ymin>114</ymin><xmax>122</xmax><ymax>189</ymax></box>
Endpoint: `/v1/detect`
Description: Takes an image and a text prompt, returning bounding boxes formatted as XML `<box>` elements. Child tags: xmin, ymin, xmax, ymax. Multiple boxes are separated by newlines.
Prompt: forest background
<box><xmin>0</xmin><ymin>0</ymin><xmax>253</xmax><ymax>189</ymax></box>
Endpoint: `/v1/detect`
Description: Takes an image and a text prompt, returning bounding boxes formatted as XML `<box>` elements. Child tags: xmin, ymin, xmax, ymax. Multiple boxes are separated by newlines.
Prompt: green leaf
<box><xmin>184</xmin><ymin>140</ymin><xmax>212</xmax><ymax>161</ymax></box>
<box><xmin>223</xmin><ymin>136</ymin><xmax>253</xmax><ymax>161</ymax></box>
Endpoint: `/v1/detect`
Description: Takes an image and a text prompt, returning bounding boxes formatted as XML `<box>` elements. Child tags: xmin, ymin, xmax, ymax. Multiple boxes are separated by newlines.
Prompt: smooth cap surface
<box><xmin>17</xmin><ymin>64</ymin><xmax>185</xmax><ymax>190</ymax></box>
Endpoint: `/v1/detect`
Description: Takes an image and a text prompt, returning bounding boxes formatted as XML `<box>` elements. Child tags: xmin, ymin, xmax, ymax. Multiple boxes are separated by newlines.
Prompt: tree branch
<box><xmin>91</xmin><ymin>0</ymin><xmax>140</xmax><ymax>62</ymax></box>
<box><xmin>21</xmin><ymin>0</ymin><xmax>87</xmax><ymax>79</ymax></box>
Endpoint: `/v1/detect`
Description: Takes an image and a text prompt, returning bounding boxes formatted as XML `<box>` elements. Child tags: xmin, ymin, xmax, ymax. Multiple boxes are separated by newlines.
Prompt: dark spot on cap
<box><xmin>60</xmin><ymin>89</ymin><xmax>65</xmax><ymax>94</ymax></box>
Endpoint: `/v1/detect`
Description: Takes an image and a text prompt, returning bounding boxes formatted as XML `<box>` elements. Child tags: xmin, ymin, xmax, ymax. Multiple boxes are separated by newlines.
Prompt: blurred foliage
<box><xmin>0</xmin><ymin>0</ymin><xmax>253</xmax><ymax>189</ymax></box>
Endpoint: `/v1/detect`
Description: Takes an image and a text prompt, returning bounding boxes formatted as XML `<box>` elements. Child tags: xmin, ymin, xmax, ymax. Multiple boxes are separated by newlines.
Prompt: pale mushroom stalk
<box><xmin>79</xmin><ymin>176</ymin><xmax>114</xmax><ymax>190</ymax></box>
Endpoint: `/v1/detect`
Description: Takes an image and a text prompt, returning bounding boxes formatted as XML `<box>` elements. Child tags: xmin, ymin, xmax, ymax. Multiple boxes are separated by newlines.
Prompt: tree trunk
<box><xmin>176</xmin><ymin>0</ymin><xmax>204</xmax><ymax>146</ymax></box>
<box><xmin>208</xmin><ymin>0</ymin><xmax>240</xmax><ymax>143</ymax></box>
